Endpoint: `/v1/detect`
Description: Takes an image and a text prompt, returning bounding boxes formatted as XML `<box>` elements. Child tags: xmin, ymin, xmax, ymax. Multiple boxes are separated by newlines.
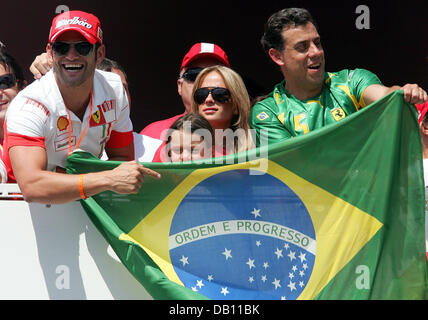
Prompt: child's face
<box><xmin>168</xmin><ymin>129</ymin><xmax>211</xmax><ymax>162</ymax></box>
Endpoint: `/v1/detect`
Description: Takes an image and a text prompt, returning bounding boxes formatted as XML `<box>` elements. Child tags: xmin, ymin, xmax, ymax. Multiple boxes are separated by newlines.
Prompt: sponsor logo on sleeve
<box><xmin>21</xmin><ymin>99</ymin><xmax>50</xmax><ymax>123</ymax></box>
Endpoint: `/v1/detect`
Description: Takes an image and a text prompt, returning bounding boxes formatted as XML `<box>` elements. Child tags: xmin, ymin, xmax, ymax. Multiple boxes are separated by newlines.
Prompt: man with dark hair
<box><xmin>250</xmin><ymin>7</ymin><xmax>427</xmax><ymax>145</ymax></box>
<box><xmin>3</xmin><ymin>10</ymin><xmax>160</xmax><ymax>202</ymax></box>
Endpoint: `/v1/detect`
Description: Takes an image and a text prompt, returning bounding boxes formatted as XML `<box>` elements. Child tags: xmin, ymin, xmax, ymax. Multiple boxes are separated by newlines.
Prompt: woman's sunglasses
<box><xmin>0</xmin><ymin>74</ymin><xmax>16</xmax><ymax>90</ymax></box>
<box><xmin>194</xmin><ymin>87</ymin><xmax>231</xmax><ymax>104</ymax></box>
<box><xmin>51</xmin><ymin>41</ymin><xmax>95</xmax><ymax>56</ymax></box>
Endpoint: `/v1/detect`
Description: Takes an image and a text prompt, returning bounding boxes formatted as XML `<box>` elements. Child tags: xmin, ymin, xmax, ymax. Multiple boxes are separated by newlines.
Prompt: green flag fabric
<box><xmin>67</xmin><ymin>91</ymin><xmax>427</xmax><ymax>300</ymax></box>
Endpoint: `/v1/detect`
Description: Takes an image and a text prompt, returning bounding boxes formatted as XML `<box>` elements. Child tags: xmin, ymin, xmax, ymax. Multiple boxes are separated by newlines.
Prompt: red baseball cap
<box><xmin>417</xmin><ymin>101</ymin><xmax>428</xmax><ymax>124</ymax></box>
<box><xmin>180</xmin><ymin>43</ymin><xmax>230</xmax><ymax>72</ymax></box>
<box><xmin>49</xmin><ymin>10</ymin><xmax>103</xmax><ymax>44</ymax></box>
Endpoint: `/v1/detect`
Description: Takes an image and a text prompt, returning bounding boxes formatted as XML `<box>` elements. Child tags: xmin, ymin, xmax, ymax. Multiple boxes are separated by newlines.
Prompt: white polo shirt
<box><xmin>3</xmin><ymin>69</ymin><xmax>133</xmax><ymax>182</ymax></box>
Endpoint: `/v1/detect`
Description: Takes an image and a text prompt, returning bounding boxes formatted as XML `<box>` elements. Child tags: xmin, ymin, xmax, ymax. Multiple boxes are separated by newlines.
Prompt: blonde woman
<box><xmin>191</xmin><ymin>65</ymin><xmax>254</xmax><ymax>155</ymax></box>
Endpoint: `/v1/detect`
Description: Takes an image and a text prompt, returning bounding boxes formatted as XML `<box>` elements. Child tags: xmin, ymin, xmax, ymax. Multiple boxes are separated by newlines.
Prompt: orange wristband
<box><xmin>78</xmin><ymin>174</ymin><xmax>87</xmax><ymax>199</ymax></box>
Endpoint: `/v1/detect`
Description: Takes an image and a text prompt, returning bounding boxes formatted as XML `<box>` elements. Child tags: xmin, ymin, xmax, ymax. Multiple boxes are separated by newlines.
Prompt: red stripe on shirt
<box><xmin>6</xmin><ymin>133</ymin><xmax>46</xmax><ymax>149</ymax></box>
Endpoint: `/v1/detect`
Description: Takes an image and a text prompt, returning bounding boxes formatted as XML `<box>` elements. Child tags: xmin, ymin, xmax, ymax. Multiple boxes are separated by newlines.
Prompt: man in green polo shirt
<box><xmin>250</xmin><ymin>8</ymin><xmax>427</xmax><ymax>145</ymax></box>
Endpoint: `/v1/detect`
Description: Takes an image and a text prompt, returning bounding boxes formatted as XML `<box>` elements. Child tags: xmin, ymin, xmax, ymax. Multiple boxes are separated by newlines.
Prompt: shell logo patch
<box><xmin>57</xmin><ymin>116</ymin><xmax>69</xmax><ymax>132</ymax></box>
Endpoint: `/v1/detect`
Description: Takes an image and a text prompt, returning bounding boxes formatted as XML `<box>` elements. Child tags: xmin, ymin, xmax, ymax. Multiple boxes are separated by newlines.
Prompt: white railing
<box><xmin>0</xmin><ymin>190</ymin><xmax>152</xmax><ymax>300</ymax></box>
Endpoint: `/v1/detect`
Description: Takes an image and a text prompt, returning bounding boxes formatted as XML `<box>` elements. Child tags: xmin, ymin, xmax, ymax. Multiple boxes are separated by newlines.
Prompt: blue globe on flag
<box><xmin>169</xmin><ymin>169</ymin><xmax>316</xmax><ymax>300</ymax></box>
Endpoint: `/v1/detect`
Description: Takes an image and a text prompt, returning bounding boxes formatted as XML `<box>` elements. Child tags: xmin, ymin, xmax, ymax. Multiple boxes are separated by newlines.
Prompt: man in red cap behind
<box><xmin>2</xmin><ymin>10</ymin><xmax>160</xmax><ymax>203</ymax></box>
<box><xmin>416</xmin><ymin>101</ymin><xmax>428</xmax><ymax>260</ymax></box>
<box><xmin>138</xmin><ymin>42</ymin><xmax>230</xmax><ymax>162</ymax></box>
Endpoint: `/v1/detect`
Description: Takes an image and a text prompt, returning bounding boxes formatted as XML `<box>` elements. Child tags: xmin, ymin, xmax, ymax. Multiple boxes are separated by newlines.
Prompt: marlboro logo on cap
<box><xmin>49</xmin><ymin>10</ymin><xmax>103</xmax><ymax>44</ymax></box>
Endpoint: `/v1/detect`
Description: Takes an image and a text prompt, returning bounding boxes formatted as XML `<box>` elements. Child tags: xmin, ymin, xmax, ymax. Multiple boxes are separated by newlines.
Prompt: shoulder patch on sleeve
<box><xmin>256</xmin><ymin>111</ymin><xmax>270</xmax><ymax>121</ymax></box>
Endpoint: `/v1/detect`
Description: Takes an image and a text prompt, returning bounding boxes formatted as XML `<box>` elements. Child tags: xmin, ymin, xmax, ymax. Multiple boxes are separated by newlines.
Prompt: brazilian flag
<box><xmin>67</xmin><ymin>91</ymin><xmax>427</xmax><ymax>300</ymax></box>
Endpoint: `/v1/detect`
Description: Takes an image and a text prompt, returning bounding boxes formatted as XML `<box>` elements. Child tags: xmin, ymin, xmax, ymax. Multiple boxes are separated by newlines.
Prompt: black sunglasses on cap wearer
<box><xmin>0</xmin><ymin>74</ymin><xmax>16</xmax><ymax>90</ymax></box>
<box><xmin>194</xmin><ymin>87</ymin><xmax>231</xmax><ymax>105</ymax></box>
<box><xmin>52</xmin><ymin>41</ymin><xmax>95</xmax><ymax>56</ymax></box>
<box><xmin>181</xmin><ymin>67</ymin><xmax>204</xmax><ymax>82</ymax></box>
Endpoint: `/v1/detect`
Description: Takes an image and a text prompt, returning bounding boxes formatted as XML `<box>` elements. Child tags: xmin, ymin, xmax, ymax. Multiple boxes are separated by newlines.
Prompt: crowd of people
<box><xmin>0</xmin><ymin>8</ymin><xmax>426</xmax><ymax>206</ymax></box>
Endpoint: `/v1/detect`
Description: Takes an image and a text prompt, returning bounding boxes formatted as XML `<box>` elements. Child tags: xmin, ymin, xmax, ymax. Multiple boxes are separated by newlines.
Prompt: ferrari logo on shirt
<box><xmin>256</xmin><ymin>112</ymin><xmax>270</xmax><ymax>121</ymax></box>
<box><xmin>331</xmin><ymin>107</ymin><xmax>346</xmax><ymax>121</ymax></box>
<box><xmin>89</xmin><ymin>100</ymin><xmax>117</xmax><ymax>127</ymax></box>
<box><xmin>92</xmin><ymin>110</ymin><xmax>101</xmax><ymax>124</ymax></box>
<box><xmin>90</xmin><ymin>107</ymin><xmax>107</xmax><ymax>127</ymax></box>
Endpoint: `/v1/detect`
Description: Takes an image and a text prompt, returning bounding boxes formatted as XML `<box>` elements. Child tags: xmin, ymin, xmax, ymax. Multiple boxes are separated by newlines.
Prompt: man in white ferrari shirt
<box><xmin>2</xmin><ymin>10</ymin><xmax>160</xmax><ymax>204</ymax></box>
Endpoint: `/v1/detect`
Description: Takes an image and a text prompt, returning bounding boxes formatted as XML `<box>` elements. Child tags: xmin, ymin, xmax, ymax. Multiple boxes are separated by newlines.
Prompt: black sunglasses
<box><xmin>181</xmin><ymin>67</ymin><xmax>204</xmax><ymax>82</ymax></box>
<box><xmin>194</xmin><ymin>87</ymin><xmax>231</xmax><ymax>105</ymax></box>
<box><xmin>0</xmin><ymin>74</ymin><xmax>16</xmax><ymax>90</ymax></box>
<box><xmin>52</xmin><ymin>41</ymin><xmax>95</xmax><ymax>56</ymax></box>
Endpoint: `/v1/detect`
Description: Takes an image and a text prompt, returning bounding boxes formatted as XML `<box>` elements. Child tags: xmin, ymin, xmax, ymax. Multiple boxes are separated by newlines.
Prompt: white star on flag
<box><xmin>248</xmin><ymin>276</ymin><xmax>254</xmax><ymax>283</ymax></box>
<box><xmin>299</xmin><ymin>252</ymin><xmax>307</xmax><ymax>263</ymax></box>
<box><xmin>274</xmin><ymin>248</ymin><xmax>283</xmax><ymax>259</ymax></box>
<box><xmin>246</xmin><ymin>258</ymin><xmax>255</xmax><ymax>269</ymax></box>
<box><xmin>222</xmin><ymin>248</ymin><xmax>232</xmax><ymax>260</ymax></box>
<box><xmin>251</xmin><ymin>208</ymin><xmax>261</xmax><ymax>219</ymax></box>
<box><xmin>207</xmin><ymin>275</ymin><xmax>214</xmax><ymax>281</ymax></box>
<box><xmin>261</xmin><ymin>275</ymin><xmax>267</xmax><ymax>282</ymax></box>
<box><xmin>221</xmin><ymin>287</ymin><xmax>230</xmax><ymax>296</ymax></box>
<box><xmin>272</xmin><ymin>278</ymin><xmax>281</xmax><ymax>290</ymax></box>
<box><xmin>263</xmin><ymin>262</ymin><xmax>269</xmax><ymax>269</ymax></box>
<box><xmin>196</xmin><ymin>280</ymin><xmax>204</xmax><ymax>288</ymax></box>
<box><xmin>288</xmin><ymin>280</ymin><xmax>296</xmax><ymax>291</ymax></box>
<box><xmin>287</xmin><ymin>250</ymin><xmax>296</xmax><ymax>261</ymax></box>
<box><xmin>180</xmin><ymin>256</ymin><xmax>189</xmax><ymax>266</ymax></box>
<box><xmin>256</xmin><ymin>240</ymin><xmax>261</xmax><ymax>247</ymax></box>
